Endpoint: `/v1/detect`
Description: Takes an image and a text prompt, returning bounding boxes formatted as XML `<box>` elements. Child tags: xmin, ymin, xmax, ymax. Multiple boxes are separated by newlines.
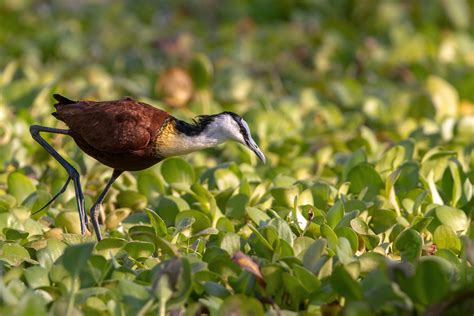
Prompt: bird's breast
<box><xmin>153</xmin><ymin>119</ymin><xmax>217</xmax><ymax>157</ymax></box>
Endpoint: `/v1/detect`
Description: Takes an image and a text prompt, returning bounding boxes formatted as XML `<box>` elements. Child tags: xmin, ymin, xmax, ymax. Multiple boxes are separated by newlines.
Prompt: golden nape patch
<box><xmin>153</xmin><ymin>118</ymin><xmax>179</xmax><ymax>157</ymax></box>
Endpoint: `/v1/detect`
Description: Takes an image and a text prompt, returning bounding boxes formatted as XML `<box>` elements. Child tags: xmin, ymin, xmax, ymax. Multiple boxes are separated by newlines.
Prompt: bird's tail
<box><xmin>53</xmin><ymin>94</ymin><xmax>76</xmax><ymax>108</ymax></box>
<box><xmin>52</xmin><ymin>94</ymin><xmax>76</xmax><ymax>120</ymax></box>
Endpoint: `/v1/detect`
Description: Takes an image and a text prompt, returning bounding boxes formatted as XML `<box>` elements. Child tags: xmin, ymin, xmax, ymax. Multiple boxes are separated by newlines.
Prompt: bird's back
<box><xmin>52</xmin><ymin>94</ymin><xmax>172</xmax><ymax>171</ymax></box>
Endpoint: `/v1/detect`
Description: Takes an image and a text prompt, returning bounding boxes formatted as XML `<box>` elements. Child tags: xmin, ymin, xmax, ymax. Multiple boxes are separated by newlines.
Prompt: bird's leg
<box><xmin>29</xmin><ymin>125</ymin><xmax>87</xmax><ymax>235</ymax></box>
<box><xmin>90</xmin><ymin>169</ymin><xmax>123</xmax><ymax>241</ymax></box>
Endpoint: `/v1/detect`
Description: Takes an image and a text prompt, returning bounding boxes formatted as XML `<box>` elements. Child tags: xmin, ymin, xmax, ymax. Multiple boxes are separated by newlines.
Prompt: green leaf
<box><xmin>161</xmin><ymin>158</ymin><xmax>196</xmax><ymax>186</ymax></box>
<box><xmin>62</xmin><ymin>242</ymin><xmax>95</xmax><ymax>277</ymax></box>
<box><xmin>24</xmin><ymin>266</ymin><xmax>50</xmax><ymax>288</ymax></box>
<box><xmin>331</xmin><ymin>265</ymin><xmax>363</xmax><ymax>301</ymax></box>
<box><xmin>414</xmin><ymin>258</ymin><xmax>450</xmax><ymax>305</ymax></box>
<box><xmin>327</xmin><ymin>201</ymin><xmax>344</xmax><ymax>229</ymax></box>
<box><xmin>435</xmin><ymin>205</ymin><xmax>468</xmax><ymax>232</ymax></box>
<box><xmin>433</xmin><ymin>225</ymin><xmax>461</xmax><ymax>253</ymax></box>
<box><xmin>175</xmin><ymin>210</ymin><xmax>211</xmax><ymax>234</ymax></box>
<box><xmin>347</xmin><ymin>163</ymin><xmax>384</xmax><ymax>199</ymax></box>
<box><xmin>96</xmin><ymin>238</ymin><xmax>127</xmax><ymax>256</ymax></box>
<box><xmin>214</xmin><ymin>168</ymin><xmax>240</xmax><ymax>190</ymax></box>
<box><xmin>116</xmin><ymin>190</ymin><xmax>147</xmax><ymax>209</ymax></box>
<box><xmin>342</xmin><ymin>148</ymin><xmax>367</xmax><ymax>181</ymax></box>
<box><xmin>189</xmin><ymin>53</ymin><xmax>213</xmax><ymax>90</ymax></box>
<box><xmin>0</xmin><ymin>243</ymin><xmax>32</xmax><ymax>265</ymax></box>
<box><xmin>337</xmin><ymin>237</ymin><xmax>355</xmax><ymax>265</ymax></box>
<box><xmin>156</xmin><ymin>195</ymin><xmax>189</xmax><ymax>226</ymax></box>
<box><xmin>321</xmin><ymin>224</ymin><xmax>338</xmax><ymax>251</ymax></box>
<box><xmin>55</xmin><ymin>211</ymin><xmax>82</xmax><ymax>234</ymax></box>
<box><xmin>394</xmin><ymin>229</ymin><xmax>422</xmax><ymax>262</ymax></box>
<box><xmin>246</xmin><ymin>207</ymin><xmax>270</xmax><ymax>225</ymax></box>
<box><xmin>145</xmin><ymin>208</ymin><xmax>167</xmax><ymax>237</ymax></box>
<box><xmin>218</xmin><ymin>295</ymin><xmax>264</xmax><ymax>316</ymax></box>
<box><xmin>225</xmin><ymin>194</ymin><xmax>248</xmax><ymax>219</ymax></box>
<box><xmin>7</xmin><ymin>172</ymin><xmax>36</xmax><ymax>204</ymax></box>
<box><xmin>220</xmin><ymin>233</ymin><xmax>241</xmax><ymax>255</ymax></box>
<box><xmin>270</xmin><ymin>187</ymin><xmax>299</xmax><ymax>208</ymax></box>
<box><xmin>137</xmin><ymin>171</ymin><xmax>164</xmax><ymax>203</ymax></box>
<box><xmin>303</xmin><ymin>238</ymin><xmax>328</xmax><ymax>273</ymax></box>
<box><xmin>124</xmin><ymin>241</ymin><xmax>155</xmax><ymax>259</ymax></box>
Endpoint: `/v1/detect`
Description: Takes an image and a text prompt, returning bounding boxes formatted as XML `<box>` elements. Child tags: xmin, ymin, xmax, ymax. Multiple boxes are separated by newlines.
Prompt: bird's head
<box><xmin>191</xmin><ymin>112</ymin><xmax>266</xmax><ymax>163</ymax></box>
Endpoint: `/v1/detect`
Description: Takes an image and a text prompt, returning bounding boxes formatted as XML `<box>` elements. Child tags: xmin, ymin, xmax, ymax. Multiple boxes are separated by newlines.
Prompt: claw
<box><xmin>32</xmin><ymin>177</ymin><xmax>72</xmax><ymax>215</ymax></box>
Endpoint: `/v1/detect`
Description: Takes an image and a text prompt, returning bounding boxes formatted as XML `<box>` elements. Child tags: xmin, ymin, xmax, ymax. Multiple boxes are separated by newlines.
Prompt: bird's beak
<box><xmin>247</xmin><ymin>140</ymin><xmax>265</xmax><ymax>164</ymax></box>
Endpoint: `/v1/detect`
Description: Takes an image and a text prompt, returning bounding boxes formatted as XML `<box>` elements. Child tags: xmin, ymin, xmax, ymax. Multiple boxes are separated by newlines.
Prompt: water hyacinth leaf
<box><xmin>24</xmin><ymin>266</ymin><xmax>50</xmax><ymax>289</ymax></box>
<box><xmin>447</xmin><ymin>160</ymin><xmax>462</xmax><ymax>207</ymax></box>
<box><xmin>370</xmin><ymin>209</ymin><xmax>397</xmax><ymax>234</ymax></box>
<box><xmin>410</xmin><ymin>216</ymin><xmax>433</xmax><ymax>232</ymax></box>
<box><xmin>106</xmin><ymin>207</ymin><xmax>131</xmax><ymax>230</ymax></box>
<box><xmin>116</xmin><ymin>190</ymin><xmax>147</xmax><ymax>209</ymax></box>
<box><xmin>95</xmin><ymin>238</ymin><xmax>127</xmax><ymax>256</ymax></box>
<box><xmin>414</xmin><ymin>258</ymin><xmax>450</xmax><ymax>305</ymax></box>
<box><xmin>203</xmin><ymin>282</ymin><xmax>231</xmax><ymax>298</ymax></box>
<box><xmin>225</xmin><ymin>194</ymin><xmax>248</xmax><ymax>219</ymax></box>
<box><xmin>7</xmin><ymin>172</ymin><xmax>36</xmax><ymax>204</ymax></box>
<box><xmin>246</xmin><ymin>207</ymin><xmax>270</xmax><ymax>226</ymax></box>
<box><xmin>55</xmin><ymin>211</ymin><xmax>82</xmax><ymax>234</ymax></box>
<box><xmin>350</xmin><ymin>218</ymin><xmax>371</xmax><ymax>235</ymax></box>
<box><xmin>293</xmin><ymin>264</ymin><xmax>320</xmax><ymax>293</ymax></box>
<box><xmin>218</xmin><ymin>294</ymin><xmax>264</xmax><ymax>316</ymax></box>
<box><xmin>426</xmin><ymin>76</ymin><xmax>458</xmax><ymax>120</ymax></box>
<box><xmin>62</xmin><ymin>242</ymin><xmax>95</xmax><ymax>277</ymax></box>
<box><xmin>420</xmin><ymin>148</ymin><xmax>456</xmax><ymax>181</ymax></box>
<box><xmin>293</xmin><ymin>236</ymin><xmax>315</xmax><ymax>259</ymax></box>
<box><xmin>4</xmin><ymin>228</ymin><xmax>29</xmax><ymax>241</ymax></box>
<box><xmin>156</xmin><ymin>195</ymin><xmax>190</xmax><ymax>226</ymax></box>
<box><xmin>327</xmin><ymin>201</ymin><xmax>344</xmax><ymax>229</ymax></box>
<box><xmin>124</xmin><ymin>241</ymin><xmax>155</xmax><ymax>259</ymax></box>
<box><xmin>342</xmin><ymin>148</ymin><xmax>367</xmax><ymax>181</ymax></box>
<box><xmin>376</xmin><ymin>144</ymin><xmax>406</xmax><ymax>177</ymax></box>
<box><xmin>129</xmin><ymin>225</ymin><xmax>157</xmax><ymax>243</ymax></box>
<box><xmin>160</xmin><ymin>157</ymin><xmax>196</xmax><ymax>186</ymax></box>
<box><xmin>0</xmin><ymin>194</ymin><xmax>16</xmax><ymax>213</ymax></box>
<box><xmin>189</xmin><ymin>53</ymin><xmax>213</xmax><ymax>90</ymax></box>
<box><xmin>435</xmin><ymin>249</ymin><xmax>460</xmax><ymax>266</ymax></box>
<box><xmin>335</xmin><ymin>227</ymin><xmax>359</xmax><ymax>252</ymax></box>
<box><xmin>321</xmin><ymin>223</ymin><xmax>338</xmax><ymax>251</ymax></box>
<box><xmin>0</xmin><ymin>243</ymin><xmax>32</xmax><ymax>265</ymax></box>
<box><xmin>220</xmin><ymin>233</ymin><xmax>241</xmax><ymax>255</ymax></box>
<box><xmin>137</xmin><ymin>171</ymin><xmax>164</xmax><ymax>202</ymax></box>
<box><xmin>303</xmin><ymin>238</ymin><xmax>327</xmax><ymax>273</ymax></box>
<box><xmin>433</xmin><ymin>225</ymin><xmax>461</xmax><ymax>253</ymax></box>
<box><xmin>435</xmin><ymin>205</ymin><xmax>468</xmax><ymax>231</ymax></box>
<box><xmin>145</xmin><ymin>208</ymin><xmax>167</xmax><ymax>237</ymax></box>
<box><xmin>394</xmin><ymin>229</ymin><xmax>422</xmax><ymax>262</ymax></box>
<box><xmin>214</xmin><ymin>168</ymin><xmax>240</xmax><ymax>191</ymax></box>
<box><xmin>175</xmin><ymin>210</ymin><xmax>211</xmax><ymax>234</ymax></box>
<box><xmin>347</xmin><ymin>163</ymin><xmax>384</xmax><ymax>199</ymax></box>
<box><xmin>119</xmin><ymin>279</ymin><xmax>151</xmax><ymax>310</ymax></box>
<box><xmin>331</xmin><ymin>265</ymin><xmax>363</xmax><ymax>301</ymax></box>
<box><xmin>268</xmin><ymin>218</ymin><xmax>294</xmax><ymax>246</ymax></box>
<box><xmin>337</xmin><ymin>237</ymin><xmax>355</xmax><ymax>265</ymax></box>
<box><xmin>270</xmin><ymin>187</ymin><xmax>299</xmax><ymax>208</ymax></box>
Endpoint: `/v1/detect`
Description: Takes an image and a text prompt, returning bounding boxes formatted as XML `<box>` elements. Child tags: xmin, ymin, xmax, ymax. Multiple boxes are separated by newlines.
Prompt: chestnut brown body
<box><xmin>53</xmin><ymin>96</ymin><xmax>171</xmax><ymax>171</ymax></box>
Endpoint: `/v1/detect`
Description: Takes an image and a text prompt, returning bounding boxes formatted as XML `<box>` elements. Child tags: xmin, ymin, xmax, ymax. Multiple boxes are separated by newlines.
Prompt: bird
<box><xmin>30</xmin><ymin>94</ymin><xmax>265</xmax><ymax>241</ymax></box>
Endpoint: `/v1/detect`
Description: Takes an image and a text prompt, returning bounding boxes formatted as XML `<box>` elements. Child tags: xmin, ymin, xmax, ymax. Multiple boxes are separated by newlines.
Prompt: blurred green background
<box><xmin>1</xmin><ymin>1</ymin><xmax>474</xmax><ymax>315</ymax></box>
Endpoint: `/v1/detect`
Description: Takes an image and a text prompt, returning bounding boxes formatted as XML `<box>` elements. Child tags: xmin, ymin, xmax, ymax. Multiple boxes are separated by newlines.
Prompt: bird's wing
<box><xmin>53</xmin><ymin>98</ymin><xmax>170</xmax><ymax>153</ymax></box>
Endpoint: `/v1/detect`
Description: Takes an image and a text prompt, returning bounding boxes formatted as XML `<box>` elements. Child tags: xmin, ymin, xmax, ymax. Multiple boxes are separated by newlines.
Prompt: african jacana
<box><xmin>31</xmin><ymin>94</ymin><xmax>265</xmax><ymax>240</ymax></box>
